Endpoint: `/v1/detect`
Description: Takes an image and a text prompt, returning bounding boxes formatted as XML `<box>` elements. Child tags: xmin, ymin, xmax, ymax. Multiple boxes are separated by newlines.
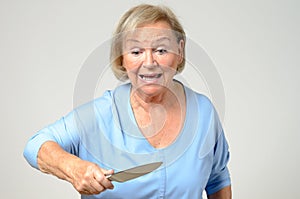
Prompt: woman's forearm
<box><xmin>37</xmin><ymin>141</ymin><xmax>80</xmax><ymax>182</ymax></box>
<box><xmin>37</xmin><ymin>141</ymin><xmax>114</xmax><ymax>195</ymax></box>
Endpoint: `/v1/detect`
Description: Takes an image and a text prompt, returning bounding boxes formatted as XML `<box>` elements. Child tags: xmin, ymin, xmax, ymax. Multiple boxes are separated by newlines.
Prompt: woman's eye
<box><xmin>155</xmin><ymin>48</ymin><xmax>167</xmax><ymax>55</ymax></box>
<box><xmin>130</xmin><ymin>49</ymin><xmax>142</xmax><ymax>56</ymax></box>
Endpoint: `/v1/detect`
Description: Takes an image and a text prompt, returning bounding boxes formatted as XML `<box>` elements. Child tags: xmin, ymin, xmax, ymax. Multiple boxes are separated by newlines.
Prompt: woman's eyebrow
<box><xmin>124</xmin><ymin>37</ymin><xmax>172</xmax><ymax>49</ymax></box>
<box><xmin>153</xmin><ymin>36</ymin><xmax>171</xmax><ymax>43</ymax></box>
<box><xmin>126</xmin><ymin>36</ymin><xmax>171</xmax><ymax>43</ymax></box>
<box><xmin>123</xmin><ymin>39</ymin><xmax>141</xmax><ymax>51</ymax></box>
<box><xmin>151</xmin><ymin>37</ymin><xmax>173</xmax><ymax>46</ymax></box>
<box><xmin>125</xmin><ymin>39</ymin><xmax>141</xmax><ymax>44</ymax></box>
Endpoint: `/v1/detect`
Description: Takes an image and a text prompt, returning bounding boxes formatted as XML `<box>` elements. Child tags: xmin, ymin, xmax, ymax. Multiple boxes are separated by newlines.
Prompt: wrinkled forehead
<box><xmin>122</xmin><ymin>27</ymin><xmax>179</xmax><ymax>47</ymax></box>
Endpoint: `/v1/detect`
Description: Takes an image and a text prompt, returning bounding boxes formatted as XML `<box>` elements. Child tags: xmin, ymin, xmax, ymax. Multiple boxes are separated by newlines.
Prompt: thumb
<box><xmin>93</xmin><ymin>167</ymin><xmax>113</xmax><ymax>181</ymax></box>
<box><xmin>101</xmin><ymin>168</ymin><xmax>114</xmax><ymax>176</ymax></box>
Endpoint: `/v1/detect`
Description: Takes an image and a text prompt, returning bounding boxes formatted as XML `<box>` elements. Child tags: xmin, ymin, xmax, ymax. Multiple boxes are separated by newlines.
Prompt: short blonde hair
<box><xmin>110</xmin><ymin>4</ymin><xmax>186</xmax><ymax>81</ymax></box>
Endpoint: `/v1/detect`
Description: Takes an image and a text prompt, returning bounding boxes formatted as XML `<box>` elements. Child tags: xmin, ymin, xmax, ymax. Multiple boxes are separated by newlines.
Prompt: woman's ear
<box><xmin>177</xmin><ymin>39</ymin><xmax>185</xmax><ymax>63</ymax></box>
<box><xmin>120</xmin><ymin>56</ymin><xmax>126</xmax><ymax>71</ymax></box>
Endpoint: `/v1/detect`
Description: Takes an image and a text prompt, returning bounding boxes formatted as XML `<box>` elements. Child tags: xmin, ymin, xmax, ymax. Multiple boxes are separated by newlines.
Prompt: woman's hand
<box><xmin>69</xmin><ymin>159</ymin><xmax>114</xmax><ymax>195</ymax></box>
<box><xmin>37</xmin><ymin>141</ymin><xmax>114</xmax><ymax>195</ymax></box>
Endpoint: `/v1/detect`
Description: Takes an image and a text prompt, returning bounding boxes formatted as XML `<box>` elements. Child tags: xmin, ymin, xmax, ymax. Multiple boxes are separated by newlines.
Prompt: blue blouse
<box><xmin>24</xmin><ymin>83</ymin><xmax>231</xmax><ymax>199</ymax></box>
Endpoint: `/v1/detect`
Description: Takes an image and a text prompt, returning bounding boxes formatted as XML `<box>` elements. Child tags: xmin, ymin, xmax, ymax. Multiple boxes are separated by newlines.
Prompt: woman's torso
<box><xmin>75</xmin><ymin>83</ymin><xmax>217</xmax><ymax>199</ymax></box>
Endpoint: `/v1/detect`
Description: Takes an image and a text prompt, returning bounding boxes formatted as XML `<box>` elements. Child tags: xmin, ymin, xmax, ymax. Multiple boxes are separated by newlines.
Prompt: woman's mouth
<box><xmin>138</xmin><ymin>73</ymin><xmax>162</xmax><ymax>82</ymax></box>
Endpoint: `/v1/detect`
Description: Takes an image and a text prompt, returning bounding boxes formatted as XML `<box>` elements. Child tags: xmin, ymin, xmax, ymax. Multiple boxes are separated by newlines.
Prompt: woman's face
<box><xmin>122</xmin><ymin>21</ymin><xmax>184</xmax><ymax>97</ymax></box>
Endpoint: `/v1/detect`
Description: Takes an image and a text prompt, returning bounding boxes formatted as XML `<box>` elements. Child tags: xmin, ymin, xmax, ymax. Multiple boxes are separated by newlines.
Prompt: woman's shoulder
<box><xmin>183</xmin><ymin>85</ymin><xmax>214</xmax><ymax>109</ymax></box>
<box><xmin>80</xmin><ymin>83</ymin><xmax>130</xmax><ymax>107</ymax></box>
<box><xmin>70</xmin><ymin>84</ymin><xmax>130</xmax><ymax>125</ymax></box>
<box><xmin>95</xmin><ymin>83</ymin><xmax>130</xmax><ymax>99</ymax></box>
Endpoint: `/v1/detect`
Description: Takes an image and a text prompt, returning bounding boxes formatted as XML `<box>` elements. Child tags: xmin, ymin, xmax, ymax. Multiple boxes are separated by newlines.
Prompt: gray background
<box><xmin>1</xmin><ymin>0</ymin><xmax>299</xmax><ymax>198</ymax></box>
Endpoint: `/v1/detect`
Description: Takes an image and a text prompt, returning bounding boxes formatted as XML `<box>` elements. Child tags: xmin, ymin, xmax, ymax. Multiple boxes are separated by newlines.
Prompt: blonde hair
<box><xmin>110</xmin><ymin>4</ymin><xmax>186</xmax><ymax>81</ymax></box>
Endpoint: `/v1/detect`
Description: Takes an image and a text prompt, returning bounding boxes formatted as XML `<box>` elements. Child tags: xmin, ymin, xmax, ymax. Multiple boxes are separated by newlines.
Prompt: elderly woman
<box><xmin>24</xmin><ymin>4</ymin><xmax>231</xmax><ymax>199</ymax></box>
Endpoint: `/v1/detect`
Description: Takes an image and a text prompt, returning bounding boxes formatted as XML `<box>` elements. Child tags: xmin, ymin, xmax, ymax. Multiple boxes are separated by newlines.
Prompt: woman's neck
<box><xmin>130</xmin><ymin>81</ymin><xmax>183</xmax><ymax>112</ymax></box>
<box><xmin>129</xmin><ymin>80</ymin><xmax>186</xmax><ymax>148</ymax></box>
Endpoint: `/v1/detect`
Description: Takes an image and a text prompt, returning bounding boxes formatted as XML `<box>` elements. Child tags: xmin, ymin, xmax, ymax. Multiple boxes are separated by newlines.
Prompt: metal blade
<box><xmin>106</xmin><ymin>162</ymin><xmax>162</xmax><ymax>182</ymax></box>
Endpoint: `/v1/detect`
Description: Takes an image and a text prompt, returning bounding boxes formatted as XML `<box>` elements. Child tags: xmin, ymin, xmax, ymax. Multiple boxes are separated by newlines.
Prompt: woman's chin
<box><xmin>136</xmin><ymin>84</ymin><xmax>165</xmax><ymax>97</ymax></box>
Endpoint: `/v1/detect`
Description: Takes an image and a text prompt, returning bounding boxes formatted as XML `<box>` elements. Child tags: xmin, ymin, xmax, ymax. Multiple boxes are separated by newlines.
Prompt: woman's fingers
<box><xmin>71</xmin><ymin>160</ymin><xmax>114</xmax><ymax>195</ymax></box>
<box><xmin>94</xmin><ymin>168</ymin><xmax>114</xmax><ymax>189</ymax></box>
<box><xmin>88</xmin><ymin>177</ymin><xmax>106</xmax><ymax>194</ymax></box>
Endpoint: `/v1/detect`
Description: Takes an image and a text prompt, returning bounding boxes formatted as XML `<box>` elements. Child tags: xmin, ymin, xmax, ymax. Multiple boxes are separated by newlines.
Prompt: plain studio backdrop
<box><xmin>1</xmin><ymin>0</ymin><xmax>299</xmax><ymax>198</ymax></box>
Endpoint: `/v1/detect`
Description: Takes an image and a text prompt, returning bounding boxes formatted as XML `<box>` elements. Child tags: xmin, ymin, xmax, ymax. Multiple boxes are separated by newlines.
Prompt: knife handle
<box><xmin>105</xmin><ymin>174</ymin><xmax>112</xmax><ymax>180</ymax></box>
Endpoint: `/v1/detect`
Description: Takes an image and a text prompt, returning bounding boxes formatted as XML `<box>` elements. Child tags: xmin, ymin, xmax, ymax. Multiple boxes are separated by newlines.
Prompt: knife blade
<box><xmin>105</xmin><ymin>162</ymin><xmax>163</xmax><ymax>182</ymax></box>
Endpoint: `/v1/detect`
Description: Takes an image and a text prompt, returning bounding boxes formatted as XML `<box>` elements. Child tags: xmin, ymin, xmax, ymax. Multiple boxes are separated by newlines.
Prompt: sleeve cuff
<box><xmin>205</xmin><ymin>176</ymin><xmax>231</xmax><ymax>195</ymax></box>
<box><xmin>23</xmin><ymin>133</ymin><xmax>56</xmax><ymax>169</ymax></box>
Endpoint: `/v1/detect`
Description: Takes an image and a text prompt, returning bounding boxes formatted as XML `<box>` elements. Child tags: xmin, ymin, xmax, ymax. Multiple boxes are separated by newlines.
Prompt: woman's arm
<box><xmin>37</xmin><ymin>141</ymin><xmax>114</xmax><ymax>195</ymax></box>
<box><xmin>207</xmin><ymin>185</ymin><xmax>231</xmax><ymax>199</ymax></box>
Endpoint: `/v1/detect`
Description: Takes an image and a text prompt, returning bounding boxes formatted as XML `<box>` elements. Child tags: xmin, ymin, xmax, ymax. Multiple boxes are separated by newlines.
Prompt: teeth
<box><xmin>140</xmin><ymin>74</ymin><xmax>162</xmax><ymax>81</ymax></box>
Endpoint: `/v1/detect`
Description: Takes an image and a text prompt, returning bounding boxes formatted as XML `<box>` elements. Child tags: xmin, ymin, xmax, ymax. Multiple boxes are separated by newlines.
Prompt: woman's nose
<box><xmin>143</xmin><ymin>50</ymin><xmax>156</xmax><ymax>66</ymax></box>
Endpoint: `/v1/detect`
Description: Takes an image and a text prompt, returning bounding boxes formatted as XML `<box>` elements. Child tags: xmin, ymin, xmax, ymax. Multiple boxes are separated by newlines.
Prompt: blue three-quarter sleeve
<box><xmin>205</xmin><ymin>131</ymin><xmax>231</xmax><ymax>195</ymax></box>
<box><xmin>23</xmin><ymin>111</ymin><xmax>80</xmax><ymax>169</ymax></box>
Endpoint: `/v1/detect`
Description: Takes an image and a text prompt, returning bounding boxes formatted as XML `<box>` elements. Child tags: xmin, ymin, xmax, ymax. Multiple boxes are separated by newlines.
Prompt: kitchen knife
<box><xmin>105</xmin><ymin>162</ymin><xmax>162</xmax><ymax>182</ymax></box>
